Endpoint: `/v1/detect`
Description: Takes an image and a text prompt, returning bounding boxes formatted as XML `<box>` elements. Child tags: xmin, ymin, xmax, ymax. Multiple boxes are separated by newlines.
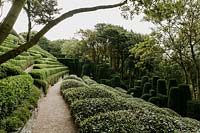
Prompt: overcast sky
<box><xmin>1</xmin><ymin>0</ymin><xmax>154</xmax><ymax>40</ymax></box>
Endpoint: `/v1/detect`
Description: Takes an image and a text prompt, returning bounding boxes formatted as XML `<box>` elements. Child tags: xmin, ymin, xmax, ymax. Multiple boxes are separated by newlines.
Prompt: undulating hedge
<box><xmin>61</xmin><ymin>75</ymin><xmax>200</xmax><ymax>132</ymax></box>
<box><xmin>187</xmin><ymin>100</ymin><xmax>200</xmax><ymax>121</ymax></box>
<box><xmin>0</xmin><ymin>75</ymin><xmax>33</xmax><ymax>118</ymax></box>
<box><xmin>79</xmin><ymin>110</ymin><xmax>200</xmax><ymax>133</ymax></box>
<box><xmin>63</xmin><ymin>75</ymin><xmax>83</xmax><ymax>82</ymax></box>
<box><xmin>61</xmin><ymin>79</ymin><xmax>89</xmax><ymax>91</ymax></box>
<box><xmin>0</xmin><ymin>63</ymin><xmax>26</xmax><ymax>79</ymax></box>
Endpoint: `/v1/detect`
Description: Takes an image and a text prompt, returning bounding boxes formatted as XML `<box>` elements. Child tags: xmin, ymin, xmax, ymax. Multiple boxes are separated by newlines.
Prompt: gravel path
<box><xmin>31</xmin><ymin>79</ymin><xmax>77</xmax><ymax>133</ymax></box>
<box><xmin>25</xmin><ymin>65</ymin><xmax>33</xmax><ymax>73</ymax></box>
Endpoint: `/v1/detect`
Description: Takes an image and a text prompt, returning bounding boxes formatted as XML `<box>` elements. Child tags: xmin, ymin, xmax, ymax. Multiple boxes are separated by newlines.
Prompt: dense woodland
<box><xmin>0</xmin><ymin>0</ymin><xmax>200</xmax><ymax>132</ymax></box>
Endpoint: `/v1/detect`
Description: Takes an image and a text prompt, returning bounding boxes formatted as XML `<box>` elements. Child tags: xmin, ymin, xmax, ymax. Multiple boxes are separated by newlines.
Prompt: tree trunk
<box><xmin>0</xmin><ymin>0</ymin><xmax>26</xmax><ymax>45</ymax></box>
<box><xmin>0</xmin><ymin>1</ymin><xmax>127</xmax><ymax>64</ymax></box>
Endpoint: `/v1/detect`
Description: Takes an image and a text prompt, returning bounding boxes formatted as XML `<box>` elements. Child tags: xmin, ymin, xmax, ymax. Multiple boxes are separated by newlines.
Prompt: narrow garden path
<box><xmin>31</xmin><ymin>79</ymin><xmax>77</xmax><ymax>133</ymax></box>
<box><xmin>25</xmin><ymin>65</ymin><xmax>33</xmax><ymax>73</ymax></box>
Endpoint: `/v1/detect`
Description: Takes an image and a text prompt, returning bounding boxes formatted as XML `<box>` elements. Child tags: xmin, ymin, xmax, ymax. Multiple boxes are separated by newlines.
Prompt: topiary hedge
<box><xmin>0</xmin><ymin>63</ymin><xmax>26</xmax><ymax>79</ymax></box>
<box><xmin>61</xmin><ymin>79</ymin><xmax>89</xmax><ymax>91</ymax></box>
<box><xmin>79</xmin><ymin>110</ymin><xmax>200</xmax><ymax>133</ymax></box>
<box><xmin>0</xmin><ymin>75</ymin><xmax>33</xmax><ymax>118</ymax></box>
<box><xmin>157</xmin><ymin>79</ymin><xmax>167</xmax><ymax>95</ymax></box>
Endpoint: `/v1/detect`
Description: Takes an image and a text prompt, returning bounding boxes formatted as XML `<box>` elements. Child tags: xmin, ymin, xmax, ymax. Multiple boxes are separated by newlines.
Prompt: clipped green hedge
<box><xmin>62</xmin><ymin>87</ymin><xmax>117</xmax><ymax>104</ymax></box>
<box><xmin>34</xmin><ymin>79</ymin><xmax>49</xmax><ymax>95</ymax></box>
<box><xmin>64</xmin><ymin>75</ymin><xmax>83</xmax><ymax>82</ymax></box>
<box><xmin>0</xmin><ymin>75</ymin><xmax>33</xmax><ymax>118</ymax></box>
<box><xmin>79</xmin><ymin>110</ymin><xmax>200</xmax><ymax>133</ymax></box>
<box><xmin>61</xmin><ymin>79</ymin><xmax>89</xmax><ymax>91</ymax></box>
<box><xmin>33</xmin><ymin>64</ymin><xmax>63</xmax><ymax>69</ymax></box>
<box><xmin>0</xmin><ymin>63</ymin><xmax>26</xmax><ymax>79</ymax></box>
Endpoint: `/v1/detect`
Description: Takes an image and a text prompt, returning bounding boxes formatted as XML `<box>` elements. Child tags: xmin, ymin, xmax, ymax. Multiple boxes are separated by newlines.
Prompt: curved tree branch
<box><xmin>0</xmin><ymin>0</ymin><xmax>128</xmax><ymax>64</ymax></box>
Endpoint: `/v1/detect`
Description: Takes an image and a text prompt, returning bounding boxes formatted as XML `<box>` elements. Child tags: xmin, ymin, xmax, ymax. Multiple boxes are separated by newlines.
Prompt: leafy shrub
<box><xmin>141</xmin><ymin>94</ymin><xmax>151</xmax><ymax>101</ymax></box>
<box><xmin>157</xmin><ymin>79</ymin><xmax>167</xmax><ymax>95</ymax></box>
<box><xmin>62</xmin><ymin>87</ymin><xmax>116</xmax><ymax>104</ymax></box>
<box><xmin>142</xmin><ymin>82</ymin><xmax>151</xmax><ymax>94</ymax></box>
<box><xmin>187</xmin><ymin>100</ymin><xmax>200</xmax><ymax>121</ymax></box>
<box><xmin>169</xmin><ymin>85</ymin><xmax>191</xmax><ymax>116</ymax></box>
<box><xmin>157</xmin><ymin>93</ymin><xmax>168</xmax><ymax>107</ymax></box>
<box><xmin>148</xmin><ymin>97</ymin><xmax>160</xmax><ymax>106</ymax></box>
<box><xmin>64</xmin><ymin>75</ymin><xmax>83</xmax><ymax>82</ymax></box>
<box><xmin>152</xmin><ymin>76</ymin><xmax>159</xmax><ymax>90</ymax></box>
<box><xmin>79</xmin><ymin>110</ymin><xmax>200</xmax><ymax>132</ymax></box>
<box><xmin>0</xmin><ymin>86</ymin><xmax>41</xmax><ymax>132</ymax></box>
<box><xmin>34</xmin><ymin>79</ymin><xmax>48</xmax><ymax>95</ymax></box>
<box><xmin>150</xmin><ymin>89</ymin><xmax>156</xmax><ymax>96</ymax></box>
<box><xmin>0</xmin><ymin>63</ymin><xmax>25</xmax><ymax>79</ymax></box>
<box><xmin>168</xmin><ymin>87</ymin><xmax>181</xmax><ymax>114</ymax></box>
<box><xmin>168</xmin><ymin>79</ymin><xmax>177</xmax><ymax>95</ymax></box>
<box><xmin>127</xmin><ymin>88</ymin><xmax>134</xmax><ymax>94</ymax></box>
<box><xmin>82</xmin><ymin>76</ymin><xmax>97</xmax><ymax>85</ymax></box>
<box><xmin>178</xmin><ymin>84</ymin><xmax>192</xmax><ymax>116</ymax></box>
<box><xmin>61</xmin><ymin>79</ymin><xmax>89</xmax><ymax>91</ymax></box>
<box><xmin>47</xmin><ymin>70</ymin><xmax>68</xmax><ymax>85</ymax></box>
<box><xmin>0</xmin><ymin>75</ymin><xmax>33</xmax><ymax>118</ymax></box>
<box><xmin>134</xmin><ymin>80</ymin><xmax>142</xmax><ymax>87</ymax></box>
<box><xmin>90</xmin><ymin>84</ymin><xmax>131</xmax><ymax>98</ymax></box>
<box><xmin>132</xmin><ymin>86</ymin><xmax>142</xmax><ymax>97</ymax></box>
<box><xmin>33</xmin><ymin>64</ymin><xmax>63</xmax><ymax>69</ymax></box>
<box><xmin>141</xmin><ymin>76</ymin><xmax>149</xmax><ymax>88</ymax></box>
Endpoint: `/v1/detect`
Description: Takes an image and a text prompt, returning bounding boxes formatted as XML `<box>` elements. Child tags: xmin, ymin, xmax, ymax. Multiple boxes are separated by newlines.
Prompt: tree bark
<box><xmin>0</xmin><ymin>0</ymin><xmax>26</xmax><ymax>45</ymax></box>
<box><xmin>0</xmin><ymin>0</ymin><xmax>127</xmax><ymax>64</ymax></box>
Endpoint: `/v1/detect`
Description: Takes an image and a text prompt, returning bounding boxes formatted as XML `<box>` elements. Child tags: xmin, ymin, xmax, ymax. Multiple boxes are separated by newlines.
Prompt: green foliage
<box><xmin>140</xmin><ymin>94</ymin><xmax>151</xmax><ymax>101</ymax></box>
<box><xmin>0</xmin><ymin>75</ymin><xmax>33</xmax><ymax>118</ymax></box>
<box><xmin>64</xmin><ymin>75</ymin><xmax>83</xmax><ymax>82</ymax></box>
<box><xmin>0</xmin><ymin>63</ymin><xmax>25</xmax><ymax>79</ymax></box>
<box><xmin>168</xmin><ymin>87</ymin><xmax>181</xmax><ymax>114</ymax></box>
<box><xmin>187</xmin><ymin>100</ymin><xmax>200</xmax><ymax>121</ymax></box>
<box><xmin>62</xmin><ymin>87</ymin><xmax>116</xmax><ymax>104</ymax></box>
<box><xmin>157</xmin><ymin>93</ymin><xmax>168</xmax><ymax>107</ymax></box>
<box><xmin>134</xmin><ymin>80</ymin><xmax>142</xmax><ymax>87</ymax></box>
<box><xmin>61</xmin><ymin>79</ymin><xmax>89</xmax><ymax>91</ymax></box>
<box><xmin>152</xmin><ymin>76</ymin><xmax>159</xmax><ymax>90</ymax></box>
<box><xmin>132</xmin><ymin>86</ymin><xmax>142</xmax><ymax>97</ymax></box>
<box><xmin>157</xmin><ymin>79</ymin><xmax>167</xmax><ymax>95</ymax></box>
<box><xmin>178</xmin><ymin>84</ymin><xmax>192</xmax><ymax>116</ymax></box>
<box><xmin>168</xmin><ymin>79</ymin><xmax>177</xmax><ymax>95</ymax></box>
<box><xmin>148</xmin><ymin>97</ymin><xmax>160</xmax><ymax>106</ymax></box>
<box><xmin>141</xmin><ymin>76</ymin><xmax>149</xmax><ymax>87</ymax></box>
<box><xmin>79</xmin><ymin>109</ymin><xmax>200</xmax><ymax>132</ymax></box>
<box><xmin>150</xmin><ymin>89</ymin><xmax>156</xmax><ymax>96</ymax></box>
<box><xmin>82</xmin><ymin>76</ymin><xmax>97</xmax><ymax>85</ymax></box>
<box><xmin>34</xmin><ymin>79</ymin><xmax>48</xmax><ymax>95</ymax></box>
<box><xmin>142</xmin><ymin>82</ymin><xmax>151</xmax><ymax>94</ymax></box>
<box><xmin>0</xmin><ymin>86</ymin><xmax>41</xmax><ymax>132</ymax></box>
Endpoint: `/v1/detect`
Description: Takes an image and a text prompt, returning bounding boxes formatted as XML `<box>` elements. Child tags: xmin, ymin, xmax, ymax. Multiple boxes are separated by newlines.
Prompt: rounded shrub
<box><xmin>152</xmin><ymin>76</ymin><xmax>160</xmax><ymax>91</ymax></box>
<box><xmin>140</xmin><ymin>94</ymin><xmax>151</xmax><ymax>101</ymax></box>
<box><xmin>64</xmin><ymin>75</ymin><xmax>83</xmax><ymax>82</ymax></box>
<box><xmin>148</xmin><ymin>97</ymin><xmax>160</xmax><ymax>106</ymax></box>
<box><xmin>132</xmin><ymin>86</ymin><xmax>142</xmax><ymax>97</ymax></box>
<box><xmin>178</xmin><ymin>84</ymin><xmax>192</xmax><ymax>116</ymax></box>
<box><xmin>157</xmin><ymin>79</ymin><xmax>167</xmax><ymax>95</ymax></box>
<box><xmin>143</xmin><ymin>82</ymin><xmax>151</xmax><ymax>94</ymax></box>
<box><xmin>61</xmin><ymin>79</ymin><xmax>89</xmax><ymax>91</ymax></box>
<box><xmin>141</xmin><ymin>76</ymin><xmax>149</xmax><ymax>88</ymax></box>
<box><xmin>62</xmin><ymin>87</ymin><xmax>116</xmax><ymax>104</ymax></box>
<box><xmin>79</xmin><ymin>110</ymin><xmax>200</xmax><ymax>133</ymax></box>
<box><xmin>168</xmin><ymin>79</ymin><xmax>177</xmax><ymax>95</ymax></box>
<box><xmin>187</xmin><ymin>100</ymin><xmax>200</xmax><ymax>121</ymax></box>
<box><xmin>150</xmin><ymin>89</ymin><xmax>156</xmax><ymax>97</ymax></box>
<box><xmin>134</xmin><ymin>80</ymin><xmax>142</xmax><ymax>87</ymax></box>
<box><xmin>157</xmin><ymin>93</ymin><xmax>168</xmax><ymax>107</ymax></box>
<box><xmin>168</xmin><ymin>87</ymin><xmax>181</xmax><ymax>114</ymax></box>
